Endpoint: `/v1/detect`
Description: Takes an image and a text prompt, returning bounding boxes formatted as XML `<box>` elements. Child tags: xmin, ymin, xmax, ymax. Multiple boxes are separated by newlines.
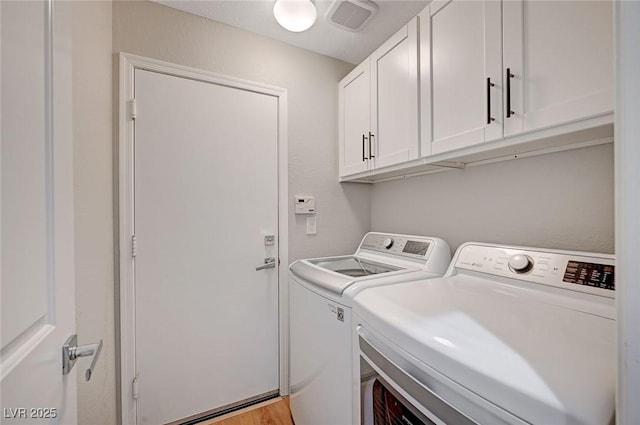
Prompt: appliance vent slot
<box><xmin>326</xmin><ymin>0</ymin><xmax>378</xmax><ymax>32</ymax></box>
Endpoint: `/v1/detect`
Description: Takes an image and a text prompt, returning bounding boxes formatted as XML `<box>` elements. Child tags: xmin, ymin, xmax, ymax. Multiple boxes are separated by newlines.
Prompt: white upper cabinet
<box><xmin>339</xmin><ymin>18</ymin><xmax>418</xmax><ymax>177</ymax></box>
<box><xmin>370</xmin><ymin>18</ymin><xmax>419</xmax><ymax>168</ymax></box>
<box><xmin>503</xmin><ymin>0</ymin><xmax>613</xmax><ymax>137</ymax></box>
<box><xmin>339</xmin><ymin>60</ymin><xmax>371</xmax><ymax>177</ymax></box>
<box><xmin>425</xmin><ymin>0</ymin><xmax>503</xmax><ymax>155</ymax></box>
<box><xmin>423</xmin><ymin>0</ymin><xmax>613</xmax><ymax>156</ymax></box>
<box><xmin>339</xmin><ymin>1</ymin><xmax>613</xmax><ymax>182</ymax></box>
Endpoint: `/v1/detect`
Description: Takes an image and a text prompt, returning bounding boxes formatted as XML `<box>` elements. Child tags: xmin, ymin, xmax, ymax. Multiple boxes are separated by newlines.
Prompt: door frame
<box><xmin>615</xmin><ymin>3</ymin><xmax>640</xmax><ymax>423</ymax></box>
<box><xmin>117</xmin><ymin>53</ymin><xmax>289</xmax><ymax>425</ymax></box>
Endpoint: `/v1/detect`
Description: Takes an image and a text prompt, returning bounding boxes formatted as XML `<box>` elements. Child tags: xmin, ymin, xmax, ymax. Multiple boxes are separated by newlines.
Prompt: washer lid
<box><xmin>354</xmin><ymin>276</ymin><xmax>616</xmax><ymax>425</ymax></box>
<box><xmin>308</xmin><ymin>256</ymin><xmax>401</xmax><ymax>277</ymax></box>
<box><xmin>290</xmin><ymin>255</ymin><xmax>404</xmax><ymax>294</ymax></box>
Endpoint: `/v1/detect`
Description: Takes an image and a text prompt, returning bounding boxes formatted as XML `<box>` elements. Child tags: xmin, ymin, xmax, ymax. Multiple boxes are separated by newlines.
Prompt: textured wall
<box><xmin>71</xmin><ymin>2</ymin><xmax>116</xmax><ymax>424</ymax></box>
<box><xmin>112</xmin><ymin>0</ymin><xmax>367</xmax><ymax>264</ymax></box>
<box><xmin>75</xmin><ymin>2</ymin><xmax>365</xmax><ymax>424</ymax></box>
<box><xmin>371</xmin><ymin>143</ymin><xmax>615</xmax><ymax>255</ymax></box>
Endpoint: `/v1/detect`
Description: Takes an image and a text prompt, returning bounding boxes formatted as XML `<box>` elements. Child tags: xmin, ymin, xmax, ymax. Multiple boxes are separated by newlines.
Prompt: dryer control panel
<box><xmin>454</xmin><ymin>243</ymin><xmax>615</xmax><ymax>297</ymax></box>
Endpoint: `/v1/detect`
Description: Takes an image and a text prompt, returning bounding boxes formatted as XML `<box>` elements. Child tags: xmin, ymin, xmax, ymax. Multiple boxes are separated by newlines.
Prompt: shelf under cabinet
<box><xmin>339</xmin><ymin>114</ymin><xmax>614</xmax><ymax>184</ymax></box>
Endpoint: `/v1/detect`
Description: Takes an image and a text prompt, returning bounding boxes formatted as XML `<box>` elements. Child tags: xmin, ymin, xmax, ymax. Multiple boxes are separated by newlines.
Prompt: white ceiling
<box><xmin>153</xmin><ymin>0</ymin><xmax>430</xmax><ymax>65</ymax></box>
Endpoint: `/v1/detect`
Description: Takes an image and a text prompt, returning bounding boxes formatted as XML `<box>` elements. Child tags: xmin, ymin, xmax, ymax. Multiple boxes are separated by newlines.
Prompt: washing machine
<box><xmin>354</xmin><ymin>242</ymin><xmax>615</xmax><ymax>425</ymax></box>
<box><xmin>289</xmin><ymin>232</ymin><xmax>451</xmax><ymax>425</ymax></box>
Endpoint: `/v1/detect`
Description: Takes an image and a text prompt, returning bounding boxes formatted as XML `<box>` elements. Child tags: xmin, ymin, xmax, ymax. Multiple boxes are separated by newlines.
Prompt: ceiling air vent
<box><xmin>326</xmin><ymin>0</ymin><xmax>378</xmax><ymax>32</ymax></box>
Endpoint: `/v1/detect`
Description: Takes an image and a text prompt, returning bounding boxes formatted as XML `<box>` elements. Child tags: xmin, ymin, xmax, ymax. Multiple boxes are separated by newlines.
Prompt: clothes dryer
<box><xmin>354</xmin><ymin>242</ymin><xmax>615</xmax><ymax>425</ymax></box>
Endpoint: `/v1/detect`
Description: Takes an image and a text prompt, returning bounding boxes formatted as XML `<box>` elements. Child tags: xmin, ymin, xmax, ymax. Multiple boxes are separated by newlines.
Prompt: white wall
<box><xmin>112</xmin><ymin>1</ymin><xmax>368</xmax><ymax>264</ymax></box>
<box><xmin>71</xmin><ymin>2</ymin><xmax>116</xmax><ymax>425</ymax></box>
<box><xmin>371</xmin><ymin>143</ymin><xmax>614</xmax><ymax>254</ymax></box>
<box><xmin>71</xmin><ymin>2</ymin><xmax>366</xmax><ymax>424</ymax></box>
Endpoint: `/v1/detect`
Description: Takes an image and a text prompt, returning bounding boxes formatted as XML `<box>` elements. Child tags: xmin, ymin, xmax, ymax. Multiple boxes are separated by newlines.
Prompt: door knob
<box><xmin>255</xmin><ymin>257</ymin><xmax>277</xmax><ymax>271</ymax></box>
<box><xmin>62</xmin><ymin>334</ymin><xmax>103</xmax><ymax>381</ymax></box>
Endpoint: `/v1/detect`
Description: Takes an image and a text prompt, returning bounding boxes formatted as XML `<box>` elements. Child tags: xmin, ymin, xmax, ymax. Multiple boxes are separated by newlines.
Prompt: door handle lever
<box><xmin>256</xmin><ymin>257</ymin><xmax>277</xmax><ymax>271</ymax></box>
<box><xmin>62</xmin><ymin>335</ymin><xmax>103</xmax><ymax>381</ymax></box>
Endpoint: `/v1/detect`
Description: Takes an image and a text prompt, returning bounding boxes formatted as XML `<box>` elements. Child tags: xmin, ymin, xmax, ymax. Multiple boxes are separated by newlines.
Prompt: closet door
<box><xmin>429</xmin><ymin>0</ymin><xmax>502</xmax><ymax>155</ymax></box>
<box><xmin>339</xmin><ymin>60</ymin><xmax>371</xmax><ymax>177</ymax></box>
<box><xmin>370</xmin><ymin>17</ymin><xmax>419</xmax><ymax>168</ymax></box>
<box><xmin>503</xmin><ymin>0</ymin><xmax>613</xmax><ymax>137</ymax></box>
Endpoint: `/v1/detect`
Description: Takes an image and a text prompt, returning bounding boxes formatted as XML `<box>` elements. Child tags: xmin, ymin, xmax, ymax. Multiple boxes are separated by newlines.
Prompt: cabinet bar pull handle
<box><xmin>368</xmin><ymin>132</ymin><xmax>375</xmax><ymax>159</ymax></box>
<box><xmin>506</xmin><ymin>68</ymin><xmax>514</xmax><ymax>118</ymax></box>
<box><xmin>487</xmin><ymin>77</ymin><xmax>496</xmax><ymax>124</ymax></box>
<box><xmin>362</xmin><ymin>134</ymin><xmax>368</xmax><ymax>161</ymax></box>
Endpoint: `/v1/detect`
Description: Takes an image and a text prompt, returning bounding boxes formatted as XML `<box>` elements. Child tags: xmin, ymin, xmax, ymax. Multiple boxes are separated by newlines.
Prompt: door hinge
<box><xmin>132</xmin><ymin>376</ymin><xmax>139</xmax><ymax>400</ymax></box>
<box><xmin>131</xmin><ymin>235</ymin><xmax>137</xmax><ymax>258</ymax></box>
<box><xmin>129</xmin><ymin>98</ymin><xmax>137</xmax><ymax>120</ymax></box>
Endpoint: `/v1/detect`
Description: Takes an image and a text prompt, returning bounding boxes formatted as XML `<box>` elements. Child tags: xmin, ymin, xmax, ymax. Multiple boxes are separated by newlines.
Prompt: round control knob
<box><xmin>382</xmin><ymin>238</ymin><xmax>394</xmax><ymax>249</ymax></box>
<box><xmin>508</xmin><ymin>254</ymin><xmax>533</xmax><ymax>273</ymax></box>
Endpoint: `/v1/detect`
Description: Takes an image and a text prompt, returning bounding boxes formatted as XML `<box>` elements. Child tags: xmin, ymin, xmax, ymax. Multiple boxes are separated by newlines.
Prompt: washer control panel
<box><xmin>360</xmin><ymin>233</ymin><xmax>431</xmax><ymax>260</ymax></box>
<box><xmin>455</xmin><ymin>244</ymin><xmax>615</xmax><ymax>296</ymax></box>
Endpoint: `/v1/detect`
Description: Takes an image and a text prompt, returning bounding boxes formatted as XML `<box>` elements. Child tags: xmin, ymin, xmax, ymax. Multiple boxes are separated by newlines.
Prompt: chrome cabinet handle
<box><xmin>62</xmin><ymin>335</ymin><xmax>103</xmax><ymax>381</ymax></box>
<box><xmin>368</xmin><ymin>132</ymin><xmax>375</xmax><ymax>159</ymax></box>
<box><xmin>256</xmin><ymin>257</ymin><xmax>276</xmax><ymax>271</ymax></box>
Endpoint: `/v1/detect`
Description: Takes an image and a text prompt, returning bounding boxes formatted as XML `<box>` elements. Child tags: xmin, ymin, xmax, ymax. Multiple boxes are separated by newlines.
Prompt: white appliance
<box><xmin>354</xmin><ymin>242</ymin><xmax>616</xmax><ymax>425</ymax></box>
<box><xmin>289</xmin><ymin>232</ymin><xmax>451</xmax><ymax>425</ymax></box>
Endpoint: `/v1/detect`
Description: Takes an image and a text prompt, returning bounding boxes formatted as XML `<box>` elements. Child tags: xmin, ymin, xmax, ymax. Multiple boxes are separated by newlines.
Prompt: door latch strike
<box><xmin>132</xmin><ymin>376</ymin><xmax>139</xmax><ymax>400</ymax></box>
<box><xmin>129</xmin><ymin>98</ymin><xmax>137</xmax><ymax>120</ymax></box>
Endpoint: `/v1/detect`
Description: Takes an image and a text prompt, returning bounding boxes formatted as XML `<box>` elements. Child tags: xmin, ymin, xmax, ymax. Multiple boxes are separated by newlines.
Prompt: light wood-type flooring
<box><xmin>198</xmin><ymin>397</ymin><xmax>294</xmax><ymax>425</ymax></box>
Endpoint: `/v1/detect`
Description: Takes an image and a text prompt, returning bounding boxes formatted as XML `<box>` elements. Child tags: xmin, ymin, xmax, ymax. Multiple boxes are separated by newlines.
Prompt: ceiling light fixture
<box><xmin>273</xmin><ymin>0</ymin><xmax>317</xmax><ymax>33</ymax></box>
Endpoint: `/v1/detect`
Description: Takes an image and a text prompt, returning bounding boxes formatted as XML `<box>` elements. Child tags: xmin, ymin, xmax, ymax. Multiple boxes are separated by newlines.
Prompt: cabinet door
<box><xmin>370</xmin><ymin>18</ymin><xmax>419</xmax><ymax>168</ymax></box>
<box><xmin>429</xmin><ymin>0</ymin><xmax>502</xmax><ymax>155</ymax></box>
<box><xmin>503</xmin><ymin>0</ymin><xmax>613</xmax><ymax>137</ymax></box>
<box><xmin>339</xmin><ymin>59</ymin><xmax>371</xmax><ymax>177</ymax></box>
<box><xmin>419</xmin><ymin>6</ymin><xmax>433</xmax><ymax>157</ymax></box>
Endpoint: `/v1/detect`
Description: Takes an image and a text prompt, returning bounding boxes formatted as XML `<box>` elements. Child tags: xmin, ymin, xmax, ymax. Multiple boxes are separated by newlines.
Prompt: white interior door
<box><xmin>133</xmin><ymin>69</ymin><xmax>280</xmax><ymax>425</ymax></box>
<box><xmin>1</xmin><ymin>1</ymin><xmax>77</xmax><ymax>423</ymax></box>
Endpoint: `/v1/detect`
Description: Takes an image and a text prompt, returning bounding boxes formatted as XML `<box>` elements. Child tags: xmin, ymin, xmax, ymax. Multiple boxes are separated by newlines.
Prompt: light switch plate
<box><xmin>306</xmin><ymin>216</ymin><xmax>317</xmax><ymax>235</ymax></box>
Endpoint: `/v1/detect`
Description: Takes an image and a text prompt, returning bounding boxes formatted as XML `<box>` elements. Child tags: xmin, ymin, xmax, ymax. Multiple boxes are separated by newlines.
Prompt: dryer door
<box><xmin>358</xmin><ymin>330</ymin><xmax>478</xmax><ymax>425</ymax></box>
<box><xmin>362</xmin><ymin>376</ymin><xmax>436</xmax><ymax>425</ymax></box>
